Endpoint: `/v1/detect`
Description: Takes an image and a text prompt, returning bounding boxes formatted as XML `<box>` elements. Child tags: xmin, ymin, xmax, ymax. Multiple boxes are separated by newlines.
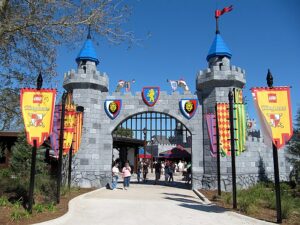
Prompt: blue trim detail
<box><xmin>76</xmin><ymin>39</ymin><xmax>99</xmax><ymax>65</ymax></box>
<box><xmin>206</xmin><ymin>34</ymin><xmax>232</xmax><ymax>61</ymax></box>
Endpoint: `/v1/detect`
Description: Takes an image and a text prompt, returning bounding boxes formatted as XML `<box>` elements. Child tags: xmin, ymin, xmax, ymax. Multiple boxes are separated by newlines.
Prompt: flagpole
<box><xmin>216</xmin><ymin>17</ymin><xmax>220</xmax><ymax>34</ymax></box>
<box><xmin>57</xmin><ymin>92</ymin><xmax>67</xmax><ymax>204</ymax></box>
<box><xmin>28</xmin><ymin>140</ymin><xmax>37</xmax><ymax>213</ymax></box>
<box><xmin>28</xmin><ymin>72</ymin><xmax>43</xmax><ymax>213</ymax></box>
<box><xmin>267</xmin><ymin>69</ymin><xmax>282</xmax><ymax>223</ymax></box>
<box><xmin>68</xmin><ymin>143</ymin><xmax>73</xmax><ymax>190</ymax></box>
<box><xmin>228</xmin><ymin>90</ymin><xmax>237</xmax><ymax>209</ymax></box>
<box><xmin>215</xmin><ymin>106</ymin><xmax>221</xmax><ymax>196</ymax></box>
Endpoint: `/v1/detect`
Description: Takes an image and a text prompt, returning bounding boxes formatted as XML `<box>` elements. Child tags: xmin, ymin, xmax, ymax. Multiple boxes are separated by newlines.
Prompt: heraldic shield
<box><xmin>179</xmin><ymin>99</ymin><xmax>198</xmax><ymax>119</ymax></box>
<box><xmin>142</xmin><ymin>87</ymin><xmax>160</xmax><ymax>107</ymax></box>
<box><xmin>105</xmin><ymin>100</ymin><xmax>122</xmax><ymax>119</ymax></box>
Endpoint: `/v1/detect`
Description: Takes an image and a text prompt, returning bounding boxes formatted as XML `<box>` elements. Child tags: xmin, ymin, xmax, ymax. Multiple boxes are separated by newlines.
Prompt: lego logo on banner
<box><xmin>179</xmin><ymin>99</ymin><xmax>198</xmax><ymax>119</ymax></box>
<box><xmin>104</xmin><ymin>100</ymin><xmax>122</xmax><ymax>119</ymax></box>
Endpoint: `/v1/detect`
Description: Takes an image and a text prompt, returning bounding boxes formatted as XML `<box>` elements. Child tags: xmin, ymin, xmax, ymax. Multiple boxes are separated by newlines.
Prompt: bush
<box><xmin>35</xmin><ymin>174</ymin><xmax>57</xmax><ymax>202</ymax></box>
<box><xmin>222</xmin><ymin>192</ymin><xmax>232</xmax><ymax>204</ymax></box>
<box><xmin>46</xmin><ymin>202</ymin><xmax>57</xmax><ymax>212</ymax></box>
<box><xmin>10</xmin><ymin>209</ymin><xmax>30</xmax><ymax>221</ymax></box>
<box><xmin>33</xmin><ymin>203</ymin><xmax>46</xmax><ymax>213</ymax></box>
<box><xmin>0</xmin><ymin>196</ymin><xmax>10</xmax><ymax>207</ymax></box>
<box><xmin>10</xmin><ymin>201</ymin><xmax>30</xmax><ymax>221</ymax></box>
<box><xmin>282</xmin><ymin>199</ymin><xmax>294</xmax><ymax>219</ymax></box>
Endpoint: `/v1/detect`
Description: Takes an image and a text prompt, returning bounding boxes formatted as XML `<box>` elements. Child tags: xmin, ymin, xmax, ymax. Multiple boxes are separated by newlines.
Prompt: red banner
<box><xmin>73</xmin><ymin>111</ymin><xmax>83</xmax><ymax>154</ymax></box>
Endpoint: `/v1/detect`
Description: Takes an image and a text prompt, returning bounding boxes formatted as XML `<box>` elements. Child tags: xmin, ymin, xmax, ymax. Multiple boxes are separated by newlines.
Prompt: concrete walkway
<box><xmin>35</xmin><ymin>182</ymin><xmax>273</xmax><ymax>225</ymax></box>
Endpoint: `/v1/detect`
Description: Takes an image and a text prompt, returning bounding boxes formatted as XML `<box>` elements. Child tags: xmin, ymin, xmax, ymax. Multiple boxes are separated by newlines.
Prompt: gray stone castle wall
<box><xmin>62</xmin><ymin>53</ymin><xmax>291</xmax><ymax>191</ymax></box>
<box><xmin>64</xmin><ymin>65</ymin><xmax>203</xmax><ymax>188</ymax></box>
<box><xmin>197</xmin><ymin>59</ymin><xmax>290</xmax><ymax>191</ymax></box>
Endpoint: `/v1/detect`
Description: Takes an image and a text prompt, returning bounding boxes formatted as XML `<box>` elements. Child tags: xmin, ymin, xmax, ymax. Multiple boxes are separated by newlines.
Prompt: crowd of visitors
<box><xmin>110</xmin><ymin>159</ymin><xmax>191</xmax><ymax>190</ymax></box>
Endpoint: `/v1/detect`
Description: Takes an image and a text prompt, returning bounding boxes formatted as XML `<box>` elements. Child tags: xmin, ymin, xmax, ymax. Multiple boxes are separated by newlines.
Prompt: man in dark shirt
<box><xmin>154</xmin><ymin>161</ymin><xmax>161</xmax><ymax>184</ymax></box>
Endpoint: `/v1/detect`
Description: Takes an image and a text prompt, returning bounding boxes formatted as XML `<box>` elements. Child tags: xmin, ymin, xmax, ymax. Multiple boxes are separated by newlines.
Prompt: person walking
<box><xmin>137</xmin><ymin>161</ymin><xmax>142</xmax><ymax>183</ymax></box>
<box><xmin>164</xmin><ymin>161</ymin><xmax>170</xmax><ymax>185</ymax></box>
<box><xmin>122</xmin><ymin>162</ymin><xmax>131</xmax><ymax>190</ymax></box>
<box><xmin>185</xmin><ymin>162</ymin><xmax>192</xmax><ymax>184</ymax></box>
<box><xmin>178</xmin><ymin>160</ymin><xmax>184</xmax><ymax>173</ymax></box>
<box><xmin>168</xmin><ymin>162</ymin><xmax>175</xmax><ymax>183</ymax></box>
<box><xmin>154</xmin><ymin>161</ymin><xmax>161</xmax><ymax>185</ymax></box>
<box><xmin>142</xmin><ymin>160</ymin><xmax>149</xmax><ymax>182</ymax></box>
<box><xmin>111</xmin><ymin>162</ymin><xmax>119</xmax><ymax>190</ymax></box>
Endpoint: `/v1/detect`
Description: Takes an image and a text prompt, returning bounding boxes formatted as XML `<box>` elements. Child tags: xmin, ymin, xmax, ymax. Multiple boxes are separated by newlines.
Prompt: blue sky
<box><xmin>56</xmin><ymin>0</ymin><xmax>300</xmax><ymax>124</ymax></box>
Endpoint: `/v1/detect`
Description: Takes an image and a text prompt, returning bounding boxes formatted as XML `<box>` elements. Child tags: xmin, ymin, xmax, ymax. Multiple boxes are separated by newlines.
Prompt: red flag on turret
<box><xmin>215</xmin><ymin>5</ymin><xmax>233</xmax><ymax>18</ymax></box>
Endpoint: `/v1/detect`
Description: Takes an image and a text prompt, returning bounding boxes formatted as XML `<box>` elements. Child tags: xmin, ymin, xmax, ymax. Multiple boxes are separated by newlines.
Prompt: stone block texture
<box><xmin>62</xmin><ymin>54</ymin><xmax>291</xmax><ymax>191</ymax></box>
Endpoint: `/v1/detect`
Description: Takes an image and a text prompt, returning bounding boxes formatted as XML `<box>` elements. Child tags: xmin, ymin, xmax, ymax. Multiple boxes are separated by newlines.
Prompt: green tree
<box><xmin>114</xmin><ymin>127</ymin><xmax>133</xmax><ymax>138</ymax></box>
<box><xmin>10</xmin><ymin>133</ymin><xmax>47</xmax><ymax>179</ymax></box>
<box><xmin>0</xmin><ymin>0</ymin><xmax>135</xmax><ymax>130</ymax></box>
<box><xmin>8</xmin><ymin>133</ymin><xmax>55</xmax><ymax>204</ymax></box>
<box><xmin>287</xmin><ymin>107</ymin><xmax>300</xmax><ymax>183</ymax></box>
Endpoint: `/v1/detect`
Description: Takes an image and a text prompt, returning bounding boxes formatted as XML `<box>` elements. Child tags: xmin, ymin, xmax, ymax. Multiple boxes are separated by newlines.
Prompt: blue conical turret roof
<box><xmin>76</xmin><ymin>34</ymin><xmax>99</xmax><ymax>65</ymax></box>
<box><xmin>206</xmin><ymin>33</ymin><xmax>232</xmax><ymax>61</ymax></box>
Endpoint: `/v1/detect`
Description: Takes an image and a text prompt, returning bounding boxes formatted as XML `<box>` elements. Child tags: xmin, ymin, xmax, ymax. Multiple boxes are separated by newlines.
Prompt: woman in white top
<box><xmin>111</xmin><ymin>163</ymin><xmax>119</xmax><ymax>190</ymax></box>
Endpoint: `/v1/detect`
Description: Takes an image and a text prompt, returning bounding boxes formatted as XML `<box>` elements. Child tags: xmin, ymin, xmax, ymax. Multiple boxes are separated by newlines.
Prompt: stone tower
<box><xmin>196</xmin><ymin>29</ymin><xmax>246</xmax><ymax>189</ymax></box>
<box><xmin>63</xmin><ymin>31</ymin><xmax>111</xmax><ymax>187</ymax></box>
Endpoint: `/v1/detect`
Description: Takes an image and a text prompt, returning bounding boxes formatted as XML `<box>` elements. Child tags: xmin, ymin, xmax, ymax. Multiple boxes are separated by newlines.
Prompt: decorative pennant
<box><xmin>216</xmin><ymin>103</ymin><xmax>231</xmax><ymax>156</ymax></box>
<box><xmin>50</xmin><ymin>104</ymin><xmax>61</xmax><ymax>158</ymax></box>
<box><xmin>251</xmin><ymin>86</ymin><xmax>293</xmax><ymax>149</ymax></box>
<box><xmin>234</xmin><ymin>103</ymin><xmax>246</xmax><ymax>155</ymax></box>
<box><xmin>105</xmin><ymin>100</ymin><xmax>122</xmax><ymax>119</ymax></box>
<box><xmin>20</xmin><ymin>88</ymin><xmax>57</xmax><ymax>148</ymax></box>
<box><xmin>73</xmin><ymin>111</ymin><xmax>84</xmax><ymax>154</ymax></box>
<box><xmin>142</xmin><ymin>87</ymin><xmax>160</xmax><ymax>107</ymax></box>
<box><xmin>63</xmin><ymin>92</ymin><xmax>76</xmax><ymax>155</ymax></box>
<box><xmin>179</xmin><ymin>99</ymin><xmax>198</xmax><ymax>119</ymax></box>
<box><xmin>234</xmin><ymin>88</ymin><xmax>243</xmax><ymax>104</ymax></box>
<box><xmin>205</xmin><ymin>113</ymin><xmax>217</xmax><ymax>157</ymax></box>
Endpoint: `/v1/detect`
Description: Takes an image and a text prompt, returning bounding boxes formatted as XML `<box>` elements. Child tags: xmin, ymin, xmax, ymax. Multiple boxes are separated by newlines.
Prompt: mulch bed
<box><xmin>200</xmin><ymin>189</ymin><xmax>299</xmax><ymax>225</ymax></box>
<box><xmin>0</xmin><ymin>188</ymin><xmax>94</xmax><ymax>225</ymax></box>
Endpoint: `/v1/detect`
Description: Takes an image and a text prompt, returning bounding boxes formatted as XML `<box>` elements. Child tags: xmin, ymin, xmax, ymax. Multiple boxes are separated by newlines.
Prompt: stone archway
<box><xmin>71</xmin><ymin>90</ymin><xmax>203</xmax><ymax>189</ymax></box>
<box><xmin>111</xmin><ymin>111</ymin><xmax>193</xmax><ymax>176</ymax></box>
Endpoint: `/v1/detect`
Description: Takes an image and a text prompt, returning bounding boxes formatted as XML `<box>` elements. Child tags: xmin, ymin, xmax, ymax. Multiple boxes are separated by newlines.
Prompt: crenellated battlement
<box><xmin>63</xmin><ymin>66</ymin><xmax>109</xmax><ymax>93</ymax></box>
<box><xmin>196</xmin><ymin>64</ymin><xmax>246</xmax><ymax>92</ymax></box>
<box><xmin>102</xmin><ymin>90</ymin><xmax>194</xmax><ymax>99</ymax></box>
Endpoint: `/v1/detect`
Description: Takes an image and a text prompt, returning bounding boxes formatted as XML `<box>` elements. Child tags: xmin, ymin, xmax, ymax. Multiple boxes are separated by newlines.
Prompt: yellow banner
<box><xmin>251</xmin><ymin>87</ymin><xmax>293</xmax><ymax>149</ymax></box>
<box><xmin>20</xmin><ymin>89</ymin><xmax>56</xmax><ymax>148</ymax></box>
<box><xmin>63</xmin><ymin>93</ymin><xmax>76</xmax><ymax>155</ymax></box>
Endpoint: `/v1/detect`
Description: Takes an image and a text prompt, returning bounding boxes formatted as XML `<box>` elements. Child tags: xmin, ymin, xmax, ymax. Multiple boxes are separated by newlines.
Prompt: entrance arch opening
<box><xmin>112</xmin><ymin>111</ymin><xmax>192</xmax><ymax>186</ymax></box>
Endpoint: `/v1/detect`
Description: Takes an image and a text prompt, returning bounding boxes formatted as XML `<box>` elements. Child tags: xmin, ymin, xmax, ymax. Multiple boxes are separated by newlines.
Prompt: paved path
<box><xmin>35</xmin><ymin>182</ymin><xmax>273</xmax><ymax>225</ymax></box>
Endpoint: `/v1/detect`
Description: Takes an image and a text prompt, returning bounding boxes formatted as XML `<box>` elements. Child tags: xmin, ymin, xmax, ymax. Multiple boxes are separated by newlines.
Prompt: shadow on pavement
<box><xmin>130</xmin><ymin>180</ymin><xmax>192</xmax><ymax>190</ymax></box>
<box><xmin>164</xmin><ymin>196</ymin><xmax>201</xmax><ymax>204</ymax></box>
<box><xmin>162</xmin><ymin>193</ymin><xmax>195</xmax><ymax>198</ymax></box>
<box><xmin>179</xmin><ymin>203</ymin><xmax>227</xmax><ymax>213</ymax></box>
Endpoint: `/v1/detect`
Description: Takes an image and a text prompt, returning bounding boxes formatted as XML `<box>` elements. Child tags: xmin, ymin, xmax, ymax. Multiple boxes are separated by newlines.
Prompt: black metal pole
<box><xmin>68</xmin><ymin>144</ymin><xmax>73</xmax><ymax>190</ymax></box>
<box><xmin>267</xmin><ymin>69</ymin><xmax>282</xmax><ymax>223</ymax></box>
<box><xmin>143</xmin><ymin>130</ymin><xmax>146</xmax><ymax>160</ymax></box>
<box><xmin>228</xmin><ymin>90</ymin><xmax>237</xmax><ymax>209</ymax></box>
<box><xmin>216</xmin><ymin>17</ymin><xmax>220</xmax><ymax>34</ymax></box>
<box><xmin>151</xmin><ymin>142</ymin><xmax>153</xmax><ymax>173</ymax></box>
<box><xmin>57</xmin><ymin>92</ymin><xmax>67</xmax><ymax>204</ymax></box>
<box><xmin>215</xmin><ymin>105</ymin><xmax>221</xmax><ymax>196</ymax></box>
<box><xmin>28</xmin><ymin>140</ymin><xmax>37</xmax><ymax>213</ymax></box>
<box><xmin>273</xmin><ymin>142</ymin><xmax>282</xmax><ymax>223</ymax></box>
